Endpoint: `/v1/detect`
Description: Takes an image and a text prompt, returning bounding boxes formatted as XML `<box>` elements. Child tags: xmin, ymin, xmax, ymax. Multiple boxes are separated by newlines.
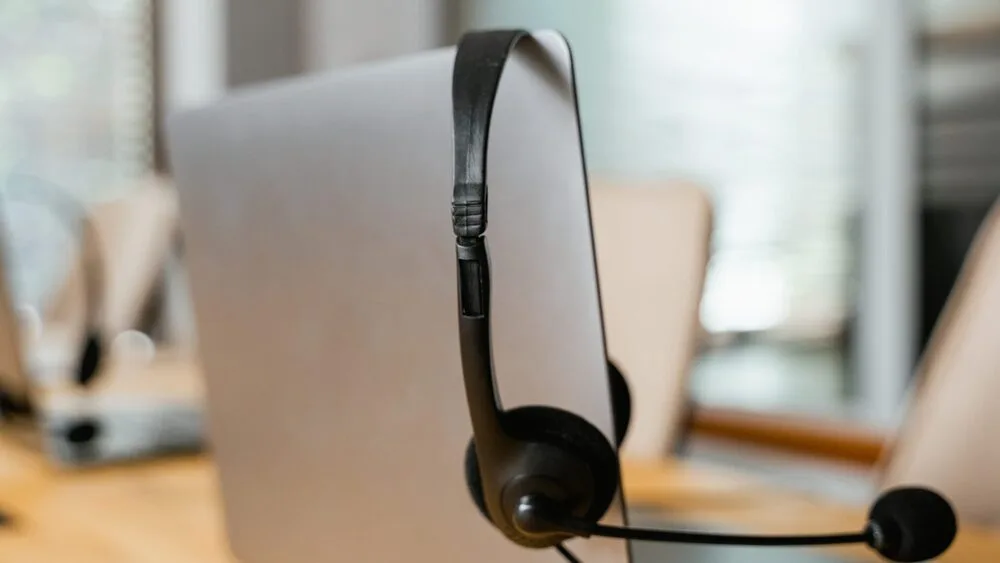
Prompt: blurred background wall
<box><xmin>3</xmin><ymin>0</ymin><xmax>1000</xmax><ymax>432</ymax></box>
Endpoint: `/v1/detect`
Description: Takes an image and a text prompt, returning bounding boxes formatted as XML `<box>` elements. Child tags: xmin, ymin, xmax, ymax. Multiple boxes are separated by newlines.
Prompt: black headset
<box><xmin>450</xmin><ymin>30</ymin><xmax>958</xmax><ymax>563</ymax></box>
<box><xmin>451</xmin><ymin>29</ymin><xmax>632</xmax><ymax>550</ymax></box>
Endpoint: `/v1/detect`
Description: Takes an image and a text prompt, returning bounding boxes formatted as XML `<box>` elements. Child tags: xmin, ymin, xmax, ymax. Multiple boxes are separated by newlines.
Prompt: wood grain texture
<box><xmin>1</xmin><ymin>437</ymin><xmax>996</xmax><ymax>562</ymax></box>
<box><xmin>0</xmin><ymin>437</ymin><xmax>231</xmax><ymax>563</ymax></box>
<box><xmin>625</xmin><ymin>458</ymin><xmax>1000</xmax><ymax>562</ymax></box>
<box><xmin>691</xmin><ymin>406</ymin><xmax>887</xmax><ymax>466</ymax></box>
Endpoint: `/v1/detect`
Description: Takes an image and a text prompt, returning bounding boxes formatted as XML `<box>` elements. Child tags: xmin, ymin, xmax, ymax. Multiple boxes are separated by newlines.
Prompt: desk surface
<box><xmin>0</xmin><ymin>437</ymin><xmax>997</xmax><ymax>562</ymax></box>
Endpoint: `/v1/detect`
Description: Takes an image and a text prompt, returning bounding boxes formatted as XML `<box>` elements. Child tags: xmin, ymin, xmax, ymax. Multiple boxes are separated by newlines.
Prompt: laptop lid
<box><xmin>169</xmin><ymin>31</ymin><xmax>630</xmax><ymax>563</ymax></box>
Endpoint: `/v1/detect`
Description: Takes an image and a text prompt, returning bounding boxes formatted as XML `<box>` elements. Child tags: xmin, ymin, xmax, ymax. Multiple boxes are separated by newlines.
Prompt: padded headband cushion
<box><xmin>451</xmin><ymin>29</ymin><xmax>531</xmax><ymax>240</ymax></box>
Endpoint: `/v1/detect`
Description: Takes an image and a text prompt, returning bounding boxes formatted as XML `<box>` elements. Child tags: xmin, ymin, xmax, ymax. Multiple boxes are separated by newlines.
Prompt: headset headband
<box><xmin>451</xmin><ymin>29</ymin><xmax>530</xmax><ymax>241</ymax></box>
<box><xmin>450</xmin><ymin>29</ymin><xmax>624</xmax><ymax>550</ymax></box>
<box><xmin>451</xmin><ymin>27</ymin><xmax>532</xmax><ymax>519</ymax></box>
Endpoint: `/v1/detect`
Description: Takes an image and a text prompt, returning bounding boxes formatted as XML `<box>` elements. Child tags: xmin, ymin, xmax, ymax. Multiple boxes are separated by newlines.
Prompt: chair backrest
<box><xmin>45</xmin><ymin>177</ymin><xmax>179</xmax><ymax>340</ymax></box>
<box><xmin>880</xmin><ymin>201</ymin><xmax>1000</xmax><ymax>527</ymax></box>
<box><xmin>589</xmin><ymin>181</ymin><xmax>712</xmax><ymax>460</ymax></box>
<box><xmin>0</xmin><ymin>226</ymin><xmax>29</xmax><ymax>402</ymax></box>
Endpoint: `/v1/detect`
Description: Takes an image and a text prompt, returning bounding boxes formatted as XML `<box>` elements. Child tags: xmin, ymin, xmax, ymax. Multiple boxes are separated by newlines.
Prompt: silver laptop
<box><xmin>168</xmin><ymin>28</ymin><xmax>859</xmax><ymax>563</ymax></box>
<box><xmin>169</xmin><ymin>31</ymin><xmax>631</xmax><ymax>563</ymax></box>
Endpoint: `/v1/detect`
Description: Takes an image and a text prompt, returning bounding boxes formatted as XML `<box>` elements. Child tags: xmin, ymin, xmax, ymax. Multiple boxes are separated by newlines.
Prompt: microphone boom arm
<box><xmin>571</xmin><ymin>520</ymin><xmax>868</xmax><ymax>547</ymax></box>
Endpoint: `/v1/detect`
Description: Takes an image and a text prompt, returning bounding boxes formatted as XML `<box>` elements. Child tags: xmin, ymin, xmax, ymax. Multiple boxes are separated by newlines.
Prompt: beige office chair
<box><xmin>879</xmin><ymin>201</ymin><xmax>1000</xmax><ymax>528</ymax></box>
<box><xmin>44</xmin><ymin>176</ymin><xmax>179</xmax><ymax>345</ymax></box>
<box><xmin>589</xmin><ymin>181</ymin><xmax>712</xmax><ymax>460</ymax></box>
<box><xmin>0</xmin><ymin>225</ymin><xmax>30</xmax><ymax>405</ymax></box>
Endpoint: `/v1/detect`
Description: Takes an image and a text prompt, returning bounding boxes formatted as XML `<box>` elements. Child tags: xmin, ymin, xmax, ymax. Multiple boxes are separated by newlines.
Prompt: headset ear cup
<box><xmin>464</xmin><ymin>438</ymin><xmax>490</xmax><ymax>520</ymax></box>
<box><xmin>505</xmin><ymin>406</ymin><xmax>620</xmax><ymax>524</ymax></box>
<box><xmin>607</xmin><ymin>360</ymin><xmax>631</xmax><ymax>448</ymax></box>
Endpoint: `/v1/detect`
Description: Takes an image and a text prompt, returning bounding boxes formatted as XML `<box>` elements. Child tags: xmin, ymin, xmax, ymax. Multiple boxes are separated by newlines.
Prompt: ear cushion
<box><xmin>463</xmin><ymin>406</ymin><xmax>620</xmax><ymax>527</ymax></box>
<box><xmin>464</xmin><ymin>438</ymin><xmax>489</xmax><ymax>520</ymax></box>
<box><xmin>607</xmin><ymin>360</ymin><xmax>631</xmax><ymax>447</ymax></box>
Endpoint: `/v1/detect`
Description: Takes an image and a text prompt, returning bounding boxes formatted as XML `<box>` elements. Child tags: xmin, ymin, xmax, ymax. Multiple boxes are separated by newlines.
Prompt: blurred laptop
<box><xmin>170</xmin><ymin>30</ymin><xmax>631</xmax><ymax>563</ymax></box>
<box><xmin>0</xmin><ymin>193</ymin><xmax>204</xmax><ymax>467</ymax></box>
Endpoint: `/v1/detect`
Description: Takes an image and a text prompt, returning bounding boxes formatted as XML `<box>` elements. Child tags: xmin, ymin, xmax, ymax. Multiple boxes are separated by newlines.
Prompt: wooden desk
<box><xmin>625</xmin><ymin>459</ymin><xmax>1000</xmax><ymax>561</ymax></box>
<box><xmin>1</xmin><ymin>438</ymin><xmax>998</xmax><ymax>562</ymax></box>
<box><xmin>0</xmin><ymin>440</ymin><xmax>228</xmax><ymax>563</ymax></box>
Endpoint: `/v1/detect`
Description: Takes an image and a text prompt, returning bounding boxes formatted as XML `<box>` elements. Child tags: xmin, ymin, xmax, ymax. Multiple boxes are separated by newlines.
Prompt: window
<box><xmin>0</xmin><ymin>0</ymin><xmax>154</xmax><ymax>310</ymax></box>
<box><xmin>468</xmin><ymin>0</ymin><xmax>873</xmax><ymax>418</ymax></box>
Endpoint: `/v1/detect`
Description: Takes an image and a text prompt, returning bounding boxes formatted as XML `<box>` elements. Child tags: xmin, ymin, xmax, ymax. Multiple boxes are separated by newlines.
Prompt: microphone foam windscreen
<box><xmin>868</xmin><ymin>487</ymin><xmax>957</xmax><ymax>562</ymax></box>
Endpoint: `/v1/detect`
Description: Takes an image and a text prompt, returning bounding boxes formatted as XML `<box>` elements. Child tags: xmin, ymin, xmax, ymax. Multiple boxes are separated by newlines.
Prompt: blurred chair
<box><xmin>589</xmin><ymin>181</ymin><xmax>712</xmax><ymax>460</ymax></box>
<box><xmin>1</xmin><ymin>176</ymin><xmax>204</xmax><ymax>466</ymax></box>
<box><xmin>0</xmin><ymin>227</ymin><xmax>30</xmax><ymax>408</ymax></box>
<box><xmin>879</xmin><ymin>200</ymin><xmax>1000</xmax><ymax>527</ymax></box>
<box><xmin>160</xmin><ymin>249</ymin><xmax>199</xmax><ymax>354</ymax></box>
<box><xmin>42</xmin><ymin>176</ymin><xmax>180</xmax><ymax>356</ymax></box>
